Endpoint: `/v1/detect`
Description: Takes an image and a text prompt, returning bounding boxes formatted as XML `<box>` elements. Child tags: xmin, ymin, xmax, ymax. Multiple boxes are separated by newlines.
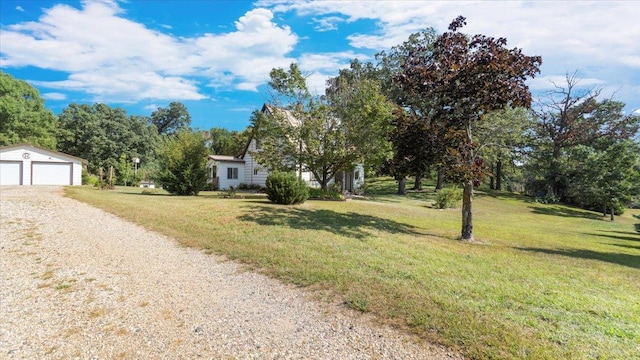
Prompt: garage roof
<box><xmin>0</xmin><ymin>143</ymin><xmax>88</xmax><ymax>165</ymax></box>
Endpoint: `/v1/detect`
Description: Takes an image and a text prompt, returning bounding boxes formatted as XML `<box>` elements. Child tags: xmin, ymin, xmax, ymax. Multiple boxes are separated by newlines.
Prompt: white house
<box><xmin>206</xmin><ymin>104</ymin><xmax>364</xmax><ymax>192</ymax></box>
<box><xmin>206</xmin><ymin>155</ymin><xmax>245</xmax><ymax>190</ymax></box>
<box><xmin>0</xmin><ymin>144</ymin><xmax>87</xmax><ymax>186</ymax></box>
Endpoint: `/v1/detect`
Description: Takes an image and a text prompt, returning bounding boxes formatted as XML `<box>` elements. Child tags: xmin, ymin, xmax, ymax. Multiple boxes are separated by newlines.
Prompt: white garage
<box><xmin>0</xmin><ymin>144</ymin><xmax>87</xmax><ymax>186</ymax></box>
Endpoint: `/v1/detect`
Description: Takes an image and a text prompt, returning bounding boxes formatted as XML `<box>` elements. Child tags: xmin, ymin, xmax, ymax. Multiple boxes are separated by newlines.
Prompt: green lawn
<box><xmin>65</xmin><ymin>178</ymin><xmax>640</xmax><ymax>359</ymax></box>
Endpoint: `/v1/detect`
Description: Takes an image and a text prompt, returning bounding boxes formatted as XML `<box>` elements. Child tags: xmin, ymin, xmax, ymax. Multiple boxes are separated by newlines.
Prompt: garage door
<box><xmin>0</xmin><ymin>161</ymin><xmax>22</xmax><ymax>185</ymax></box>
<box><xmin>32</xmin><ymin>162</ymin><xmax>72</xmax><ymax>185</ymax></box>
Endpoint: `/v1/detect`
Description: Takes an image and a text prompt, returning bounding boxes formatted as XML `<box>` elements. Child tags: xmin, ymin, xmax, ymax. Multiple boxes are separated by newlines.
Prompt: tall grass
<box><xmin>65</xmin><ymin>180</ymin><xmax>640</xmax><ymax>359</ymax></box>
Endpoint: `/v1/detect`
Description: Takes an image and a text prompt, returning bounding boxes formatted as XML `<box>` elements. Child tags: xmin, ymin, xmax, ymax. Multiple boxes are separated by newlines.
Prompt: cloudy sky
<box><xmin>1</xmin><ymin>0</ymin><xmax>639</xmax><ymax>131</ymax></box>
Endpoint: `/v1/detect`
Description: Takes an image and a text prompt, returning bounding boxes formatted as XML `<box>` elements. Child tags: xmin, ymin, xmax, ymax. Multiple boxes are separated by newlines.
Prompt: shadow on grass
<box><xmin>528</xmin><ymin>205</ymin><xmax>602</xmax><ymax>220</ymax></box>
<box><xmin>238</xmin><ymin>205</ymin><xmax>423</xmax><ymax>240</ymax></box>
<box><xmin>518</xmin><ymin>247</ymin><xmax>640</xmax><ymax>269</ymax></box>
<box><xmin>584</xmin><ymin>232</ymin><xmax>640</xmax><ymax>242</ymax></box>
<box><xmin>606</xmin><ymin>243</ymin><xmax>640</xmax><ymax>251</ymax></box>
<box><xmin>360</xmin><ymin>191</ymin><xmax>437</xmax><ymax>204</ymax></box>
<box><xmin>475</xmin><ymin>189</ymin><xmax>533</xmax><ymax>203</ymax></box>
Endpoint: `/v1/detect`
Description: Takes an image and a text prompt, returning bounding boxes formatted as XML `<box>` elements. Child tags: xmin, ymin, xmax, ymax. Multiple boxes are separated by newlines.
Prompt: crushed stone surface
<box><xmin>0</xmin><ymin>186</ymin><xmax>463</xmax><ymax>359</ymax></box>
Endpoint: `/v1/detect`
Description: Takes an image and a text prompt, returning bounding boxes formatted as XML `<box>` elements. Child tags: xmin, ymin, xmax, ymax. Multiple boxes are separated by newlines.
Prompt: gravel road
<box><xmin>0</xmin><ymin>186</ymin><xmax>462</xmax><ymax>359</ymax></box>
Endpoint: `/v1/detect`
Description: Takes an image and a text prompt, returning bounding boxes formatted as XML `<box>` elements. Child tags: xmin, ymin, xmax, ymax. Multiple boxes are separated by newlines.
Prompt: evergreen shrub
<box><xmin>265</xmin><ymin>172</ymin><xmax>309</xmax><ymax>205</ymax></box>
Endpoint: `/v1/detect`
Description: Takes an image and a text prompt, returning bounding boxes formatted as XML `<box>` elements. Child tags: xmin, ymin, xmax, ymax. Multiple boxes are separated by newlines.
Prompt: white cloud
<box><xmin>259</xmin><ymin>0</ymin><xmax>640</xmax><ymax>111</ymax></box>
<box><xmin>31</xmin><ymin>71</ymin><xmax>206</xmax><ymax>103</ymax></box>
<box><xmin>0</xmin><ymin>2</ymin><xmax>299</xmax><ymax>100</ymax></box>
<box><xmin>311</xmin><ymin>16</ymin><xmax>344</xmax><ymax>32</ymax></box>
<box><xmin>42</xmin><ymin>92</ymin><xmax>66</xmax><ymax>100</ymax></box>
<box><xmin>15</xmin><ymin>6</ymin><xmax>24</xmax><ymax>12</ymax></box>
<box><xmin>528</xmin><ymin>75</ymin><xmax>605</xmax><ymax>91</ymax></box>
<box><xmin>143</xmin><ymin>104</ymin><xmax>158</xmax><ymax>111</ymax></box>
<box><xmin>193</xmin><ymin>8</ymin><xmax>298</xmax><ymax>91</ymax></box>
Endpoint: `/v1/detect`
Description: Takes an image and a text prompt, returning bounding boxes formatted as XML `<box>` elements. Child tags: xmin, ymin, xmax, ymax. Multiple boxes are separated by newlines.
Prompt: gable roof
<box><xmin>0</xmin><ymin>143</ymin><xmax>88</xmax><ymax>164</ymax></box>
<box><xmin>240</xmin><ymin>103</ymin><xmax>302</xmax><ymax>159</ymax></box>
<box><xmin>208</xmin><ymin>155</ymin><xmax>245</xmax><ymax>163</ymax></box>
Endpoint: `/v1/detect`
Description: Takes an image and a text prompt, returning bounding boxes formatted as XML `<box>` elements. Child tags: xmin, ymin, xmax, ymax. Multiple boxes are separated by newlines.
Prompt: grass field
<box><xmin>65</xmin><ymin>178</ymin><xmax>640</xmax><ymax>359</ymax></box>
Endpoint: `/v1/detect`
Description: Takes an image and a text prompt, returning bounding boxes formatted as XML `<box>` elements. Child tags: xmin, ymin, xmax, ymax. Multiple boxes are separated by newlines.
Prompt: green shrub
<box><xmin>238</xmin><ymin>183</ymin><xmax>264</xmax><ymax>191</ymax></box>
<box><xmin>82</xmin><ymin>169</ymin><xmax>99</xmax><ymax>186</ymax></box>
<box><xmin>435</xmin><ymin>187</ymin><xmax>462</xmax><ymax>209</ymax></box>
<box><xmin>265</xmin><ymin>172</ymin><xmax>309</xmax><ymax>205</ymax></box>
<box><xmin>156</xmin><ymin>130</ymin><xmax>209</xmax><ymax>196</ymax></box>
<box><xmin>309</xmin><ymin>187</ymin><xmax>324</xmax><ymax>199</ymax></box>
<box><xmin>308</xmin><ymin>187</ymin><xmax>345</xmax><ymax>200</ymax></box>
<box><xmin>535</xmin><ymin>192</ymin><xmax>560</xmax><ymax>204</ymax></box>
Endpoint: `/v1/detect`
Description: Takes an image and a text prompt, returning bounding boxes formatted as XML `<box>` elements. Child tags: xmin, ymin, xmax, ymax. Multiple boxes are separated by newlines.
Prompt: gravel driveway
<box><xmin>1</xmin><ymin>186</ymin><xmax>461</xmax><ymax>359</ymax></box>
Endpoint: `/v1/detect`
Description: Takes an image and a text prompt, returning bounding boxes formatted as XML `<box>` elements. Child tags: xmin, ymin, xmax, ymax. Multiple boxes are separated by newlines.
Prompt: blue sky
<box><xmin>1</xmin><ymin>0</ymin><xmax>639</xmax><ymax>131</ymax></box>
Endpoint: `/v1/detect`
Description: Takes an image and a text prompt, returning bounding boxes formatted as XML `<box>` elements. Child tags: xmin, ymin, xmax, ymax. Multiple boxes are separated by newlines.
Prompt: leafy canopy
<box><xmin>0</xmin><ymin>71</ymin><xmax>57</xmax><ymax>148</ymax></box>
<box><xmin>157</xmin><ymin>129</ymin><xmax>209</xmax><ymax>195</ymax></box>
<box><xmin>397</xmin><ymin>16</ymin><xmax>542</xmax><ymax>240</ymax></box>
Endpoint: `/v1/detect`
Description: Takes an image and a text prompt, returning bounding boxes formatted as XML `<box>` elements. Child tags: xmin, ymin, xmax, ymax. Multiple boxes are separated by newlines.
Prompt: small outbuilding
<box><xmin>0</xmin><ymin>144</ymin><xmax>87</xmax><ymax>186</ymax></box>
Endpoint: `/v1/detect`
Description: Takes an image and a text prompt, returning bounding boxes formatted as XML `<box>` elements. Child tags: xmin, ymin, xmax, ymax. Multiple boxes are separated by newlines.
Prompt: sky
<box><xmin>1</xmin><ymin>0</ymin><xmax>639</xmax><ymax>131</ymax></box>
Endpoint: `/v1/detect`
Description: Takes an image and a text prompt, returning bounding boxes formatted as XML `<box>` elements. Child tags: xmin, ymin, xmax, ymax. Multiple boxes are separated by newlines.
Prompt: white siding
<box><xmin>0</xmin><ymin>145</ymin><xmax>84</xmax><ymax>186</ymax></box>
<box><xmin>242</xmin><ymin>139</ymin><xmax>269</xmax><ymax>187</ymax></box>
<box><xmin>207</xmin><ymin>159</ymin><xmax>245</xmax><ymax>190</ymax></box>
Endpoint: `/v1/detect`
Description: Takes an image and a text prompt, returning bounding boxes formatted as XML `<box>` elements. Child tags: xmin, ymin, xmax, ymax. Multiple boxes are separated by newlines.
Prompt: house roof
<box><xmin>0</xmin><ymin>143</ymin><xmax>89</xmax><ymax>165</ymax></box>
<box><xmin>208</xmin><ymin>154</ymin><xmax>245</xmax><ymax>163</ymax></box>
<box><xmin>239</xmin><ymin>103</ymin><xmax>302</xmax><ymax>159</ymax></box>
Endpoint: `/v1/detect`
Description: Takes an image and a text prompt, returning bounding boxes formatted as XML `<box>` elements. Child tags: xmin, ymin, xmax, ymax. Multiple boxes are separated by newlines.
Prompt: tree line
<box><xmin>2</xmin><ymin>16</ymin><xmax>638</xmax><ymax>241</ymax></box>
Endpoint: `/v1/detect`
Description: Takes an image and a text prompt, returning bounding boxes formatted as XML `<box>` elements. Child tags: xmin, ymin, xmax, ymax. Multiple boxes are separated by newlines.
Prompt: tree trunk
<box><xmin>321</xmin><ymin>171</ymin><xmax>328</xmax><ymax>192</ymax></box>
<box><xmin>549</xmin><ymin>144</ymin><xmax>561</xmax><ymax>196</ymax></box>
<box><xmin>489</xmin><ymin>171</ymin><xmax>495</xmax><ymax>190</ymax></box>
<box><xmin>435</xmin><ymin>170</ymin><xmax>444</xmax><ymax>190</ymax></box>
<box><xmin>496</xmin><ymin>160</ymin><xmax>502</xmax><ymax>191</ymax></box>
<box><xmin>413</xmin><ymin>174</ymin><xmax>423</xmax><ymax>190</ymax></box>
<box><xmin>461</xmin><ymin>180</ymin><xmax>474</xmax><ymax>241</ymax></box>
<box><xmin>610</xmin><ymin>200</ymin><xmax>615</xmax><ymax>221</ymax></box>
<box><xmin>397</xmin><ymin>177</ymin><xmax>406</xmax><ymax>195</ymax></box>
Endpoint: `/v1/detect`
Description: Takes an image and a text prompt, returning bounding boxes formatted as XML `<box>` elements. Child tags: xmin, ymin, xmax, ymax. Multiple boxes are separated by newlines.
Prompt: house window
<box><xmin>210</xmin><ymin>166</ymin><xmax>217</xmax><ymax>179</ymax></box>
<box><xmin>253</xmin><ymin>168</ymin><xmax>259</xmax><ymax>175</ymax></box>
<box><xmin>227</xmin><ymin>167</ymin><xmax>238</xmax><ymax>179</ymax></box>
<box><xmin>355</xmin><ymin>171</ymin><xmax>360</xmax><ymax>180</ymax></box>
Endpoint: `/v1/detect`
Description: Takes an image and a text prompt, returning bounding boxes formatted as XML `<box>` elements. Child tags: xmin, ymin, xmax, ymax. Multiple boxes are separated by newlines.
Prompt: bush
<box><xmin>435</xmin><ymin>187</ymin><xmax>462</xmax><ymax>209</ymax></box>
<box><xmin>238</xmin><ymin>183</ymin><xmax>264</xmax><ymax>191</ymax></box>
<box><xmin>265</xmin><ymin>172</ymin><xmax>309</xmax><ymax>205</ymax></box>
<box><xmin>535</xmin><ymin>192</ymin><xmax>561</xmax><ymax>204</ymax></box>
<box><xmin>308</xmin><ymin>187</ymin><xmax>344</xmax><ymax>200</ymax></box>
<box><xmin>82</xmin><ymin>169</ymin><xmax>99</xmax><ymax>186</ymax></box>
<box><xmin>156</xmin><ymin>130</ymin><xmax>209</xmax><ymax>195</ymax></box>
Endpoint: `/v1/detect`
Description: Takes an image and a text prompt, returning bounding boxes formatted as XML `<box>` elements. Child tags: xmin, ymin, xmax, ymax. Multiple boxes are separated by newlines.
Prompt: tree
<box><xmin>254</xmin><ymin>63</ymin><xmax>393</xmax><ymax>191</ymax></box>
<box><xmin>594</xmin><ymin>140</ymin><xmax>640</xmax><ymax>220</ymax></box>
<box><xmin>475</xmin><ymin>107</ymin><xmax>532</xmax><ymax>191</ymax></box>
<box><xmin>376</xmin><ymin>29</ymin><xmax>441</xmax><ymax>193</ymax></box>
<box><xmin>397</xmin><ymin>16</ymin><xmax>542</xmax><ymax>241</ymax></box>
<box><xmin>204</xmin><ymin>127</ymin><xmax>250</xmax><ymax>156</ymax></box>
<box><xmin>156</xmin><ymin>129</ymin><xmax>209</xmax><ymax>195</ymax></box>
<box><xmin>325</xmin><ymin>59</ymin><xmax>395</xmax><ymax>174</ymax></box>
<box><xmin>0</xmin><ymin>71</ymin><xmax>57</xmax><ymax>148</ymax></box>
<box><xmin>115</xmin><ymin>153</ymin><xmax>135</xmax><ymax>186</ymax></box>
<box><xmin>531</xmin><ymin>73</ymin><xmax>639</xmax><ymax>197</ymax></box>
<box><xmin>151</xmin><ymin>102</ymin><xmax>191</xmax><ymax>135</ymax></box>
<box><xmin>57</xmin><ymin>103</ymin><xmax>160</xmax><ymax>174</ymax></box>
